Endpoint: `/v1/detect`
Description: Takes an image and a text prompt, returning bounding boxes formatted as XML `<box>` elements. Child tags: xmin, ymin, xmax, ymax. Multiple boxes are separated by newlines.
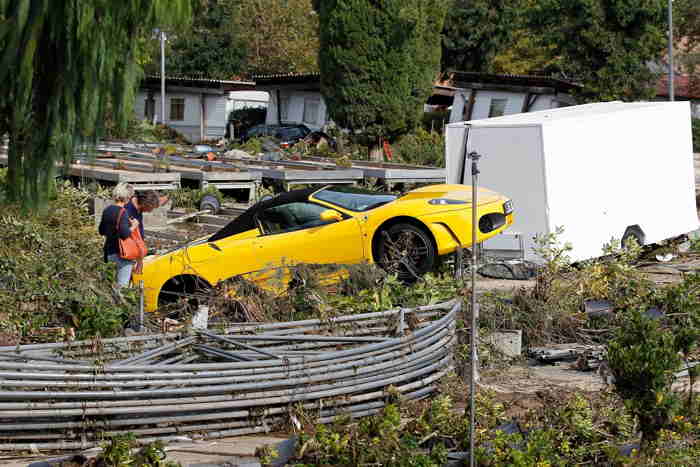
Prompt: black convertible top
<box><xmin>208</xmin><ymin>187</ymin><xmax>318</xmax><ymax>242</ymax></box>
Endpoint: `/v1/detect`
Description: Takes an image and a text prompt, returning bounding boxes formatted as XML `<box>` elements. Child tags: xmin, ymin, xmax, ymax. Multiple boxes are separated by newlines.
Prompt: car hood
<box><xmin>398</xmin><ymin>184</ymin><xmax>506</xmax><ymax>206</ymax></box>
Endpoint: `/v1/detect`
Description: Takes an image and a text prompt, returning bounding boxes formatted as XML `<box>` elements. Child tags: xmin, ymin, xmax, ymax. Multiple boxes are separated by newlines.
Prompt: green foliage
<box><xmin>692</xmin><ymin>118</ymin><xmax>700</xmax><ymax>153</ymax></box>
<box><xmin>159</xmin><ymin>0</ymin><xmax>246</xmax><ymax>79</ymax></box>
<box><xmin>441</xmin><ymin>0</ymin><xmax>525</xmax><ymax>73</ymax></box>
<box><xmin>316</xmin><ymin>1</ymin><xmax>448</xmax><ymax>143</ymax></box>
<box><xmin>0</xmin><ymin>0</ymin><xmax>191</xmax><ymax>213</ymax></box>
<box><xmin>673</xmin><ymin>0</ymin><xmax>700</xmax><ymax>76</ymax></box>
<box><xmin>607</xmin><ymin>310</ymin><xmax>682</xmax><ymax>449</ymax></box>
<box><xmin>0</xmin><ymin>167</ymin><xmax>7</xmax><ymax>203</ymax></box>
<box><xmin>169</xmin><ymin>186</ymin><xmax>224</xmax><ymax>210</ymax></box>
<box><xmin>107</xmin><ymin>119</ymin><xmax>189</xmax><ymax>145</ymax></box>
<box><xmin>393</xmin><ymin>128</ymin><xmax>445</xmax><ymax>167</ymax></box>
<box><xmin>0</xmin><ymin>183</ymin><xmax>133</xmax><ymax>341</ymax></box>
<box><xmin>98</xmin><ymin>433</ymin><xmax>179</xmax><ymax>466</ymax></box>
<box><xmin>295</xmin><ymin>398</ymin><xmax>456</xmax><ymax>466</ymax></box>
<box><xmin>235</xmin><ymin>0</ymin><xmax>319</xmax><ymax>74</ymax></box>
<box><xmin>529</xmin><ymin>0</ymin><xmax>666</xmax><ymax>102</ymax></box>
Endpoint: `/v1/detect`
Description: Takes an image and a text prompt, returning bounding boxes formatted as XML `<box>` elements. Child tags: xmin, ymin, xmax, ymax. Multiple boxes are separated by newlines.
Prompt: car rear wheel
<box><xmin>377</xmin><ymin>223</ymin><xmax>436</xmax><ymax>280</ymax></box>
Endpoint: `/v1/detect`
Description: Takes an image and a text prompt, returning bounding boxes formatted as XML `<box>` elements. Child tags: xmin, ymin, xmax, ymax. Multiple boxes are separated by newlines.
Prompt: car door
<box><xmin>252</xmin><ymin>201</ymin><xmax>365</xmax><ymax>275</ymax></box>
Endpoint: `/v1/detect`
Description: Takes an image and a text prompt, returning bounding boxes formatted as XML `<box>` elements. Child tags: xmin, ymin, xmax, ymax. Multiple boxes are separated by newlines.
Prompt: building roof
<box><xmin>252</xmin><ymin>72</ymin><xmax>320</xmax><ymax>85</ymax></box>
<box><xmin>657</xmin><ymin>74</ymin><xmax>700</xmax><ymax>100</ymax></box>
<box><xmin>142</xmin><ymin>74</ymin><xmax>256</xmax><ymax>91</ymax></box>
<box><xmin>448</xmin><ymin>71</ymin><xmax>581</xmax><ymax>93</ymax></box>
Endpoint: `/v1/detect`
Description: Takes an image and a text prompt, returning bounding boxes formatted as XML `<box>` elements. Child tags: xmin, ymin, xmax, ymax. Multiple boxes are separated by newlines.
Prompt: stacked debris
<box><xmin>0</xmin><ymin>300</ymin><xmax>457</xmax><ymax>451</ymax></box>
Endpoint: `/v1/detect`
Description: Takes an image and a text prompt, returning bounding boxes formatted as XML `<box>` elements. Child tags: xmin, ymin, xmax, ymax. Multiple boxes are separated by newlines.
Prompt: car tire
<box><xmin>377</xmin><ymin>223</ymin><xmax>436</xmax><ymax>280</ymax></box>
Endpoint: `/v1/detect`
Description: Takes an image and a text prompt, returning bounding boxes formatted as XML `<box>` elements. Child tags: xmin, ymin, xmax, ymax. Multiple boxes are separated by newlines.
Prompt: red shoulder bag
<box><xmin>116</xmin><ymin>208</ymin><xmax>147</xmax><ymax>260</ymax></box>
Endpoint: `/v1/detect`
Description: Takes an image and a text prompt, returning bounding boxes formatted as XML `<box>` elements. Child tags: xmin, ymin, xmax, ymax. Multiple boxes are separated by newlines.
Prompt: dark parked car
<box><xmin>242</xmin><ymin>123</ymin><xmax>312</xmax><ymax>148</ymax></box>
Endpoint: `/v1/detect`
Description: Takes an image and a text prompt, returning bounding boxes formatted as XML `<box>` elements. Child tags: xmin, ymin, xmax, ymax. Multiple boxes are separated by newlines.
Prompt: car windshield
<box><xmin>314</xmin><ymin>186</ymin><xmax>397</xmax><ymax>212</ymax></box>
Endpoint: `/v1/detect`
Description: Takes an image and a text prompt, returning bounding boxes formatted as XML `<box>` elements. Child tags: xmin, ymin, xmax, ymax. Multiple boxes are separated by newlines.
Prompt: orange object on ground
<box><xmin>383</xmin><ymin>140</ymin><xmax>393</xmax><ymax>161</ymax></box>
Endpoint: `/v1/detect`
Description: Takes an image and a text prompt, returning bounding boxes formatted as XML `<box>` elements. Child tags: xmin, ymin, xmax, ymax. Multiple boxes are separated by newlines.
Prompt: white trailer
<box><xmin>445</xmin><ymin>101</ymin><xmax>700</xmax><ymax>262</ymax></box>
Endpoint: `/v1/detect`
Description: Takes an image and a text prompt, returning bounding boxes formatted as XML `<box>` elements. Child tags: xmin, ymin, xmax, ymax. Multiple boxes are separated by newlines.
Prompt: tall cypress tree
<box><xmin>315</xmin><ymin>0</ymin><xmax>447</xmax><ymax>157</ymax></box>
<box><xmin>0</xmin><ymin>0</ymin><xmax>191</xmax><ymax>213</ymax></box>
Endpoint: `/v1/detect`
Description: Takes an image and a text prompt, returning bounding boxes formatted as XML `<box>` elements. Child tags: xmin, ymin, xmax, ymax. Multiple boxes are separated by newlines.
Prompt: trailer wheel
<box><xmin>377</xmin><ymin>223</ymin><xmax>436</xmax><ymax>280</ymax></box>
<box><xmin>621</xmin><ymin>225</ymin><xmax>645</xmax><ymax>249</ymax></box>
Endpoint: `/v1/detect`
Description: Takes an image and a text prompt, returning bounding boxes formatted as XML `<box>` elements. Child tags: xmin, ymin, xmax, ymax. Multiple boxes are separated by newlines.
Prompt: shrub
<box><xmin>692</xmin><ymin>118</ymin><xmax>700</xmax><ymax>153</ymax></box>
<box><xmin>393</xmin><ymin>128</ymin><xmax>445</xmax><ymax>167</ymax></box>
<box><xmin>0</xmin><ymin>182</ymin><xmax>135</xmax><ymax>340</ymax></box>
<box><xmin>607</xmin><ymin>310</ymin><xmax>682</xmax><ymax>450</ymax></box>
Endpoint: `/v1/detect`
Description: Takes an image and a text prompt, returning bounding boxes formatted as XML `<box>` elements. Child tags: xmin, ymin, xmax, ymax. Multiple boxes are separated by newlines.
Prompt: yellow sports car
<box><xmin>133</xmin><ymin>184</ymin><xmax>514</xmax><ymax>312</ymax></box>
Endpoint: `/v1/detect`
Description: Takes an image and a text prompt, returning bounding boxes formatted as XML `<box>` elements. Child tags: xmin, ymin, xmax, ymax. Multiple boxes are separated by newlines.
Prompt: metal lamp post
<box><xmin>160</xmin><ymin>30</ymin><xmax>167</xmax><ymax>123</ymax></box>
<box><xmin>468</xmin><ymin>150</ymin><xmax>481</xmax><ymax>467</ymax></box>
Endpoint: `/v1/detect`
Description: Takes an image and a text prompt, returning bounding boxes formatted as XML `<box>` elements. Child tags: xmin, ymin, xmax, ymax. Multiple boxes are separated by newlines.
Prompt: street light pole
<box><xmin>668</xmin><ymin>0</ymin><xmax>674</xmax><ymax>101</ymax></box>
<box><xmin>160</xmin><ymin>30</ymin><xmax>166</xmax><ymax>123</ymax></box>
<box><xmin>468</xmin><ymin>150</ymin><xmax>481</xmax><ymax>467</ymax></box>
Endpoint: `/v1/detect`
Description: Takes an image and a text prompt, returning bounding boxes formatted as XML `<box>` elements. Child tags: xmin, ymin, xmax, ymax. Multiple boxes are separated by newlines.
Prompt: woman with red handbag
<box><xmin>98</xmin><ymin>183</ymin><xmax>142</xmax><ymax>294</ymax></box>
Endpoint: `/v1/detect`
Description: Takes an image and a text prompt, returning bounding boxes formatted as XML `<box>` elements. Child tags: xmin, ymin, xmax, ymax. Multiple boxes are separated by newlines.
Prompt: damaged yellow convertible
<box><xmin>133</xmin><ymin>184</ymin><xmax>514</xmax><ymax>312</ymax></box>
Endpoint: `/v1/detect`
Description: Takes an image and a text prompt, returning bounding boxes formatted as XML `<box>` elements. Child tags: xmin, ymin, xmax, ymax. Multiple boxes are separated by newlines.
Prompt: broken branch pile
<box><xmin>0</xmin><ymin>300</ymin><xmax>457</xmax><ymax>451</ymax></box>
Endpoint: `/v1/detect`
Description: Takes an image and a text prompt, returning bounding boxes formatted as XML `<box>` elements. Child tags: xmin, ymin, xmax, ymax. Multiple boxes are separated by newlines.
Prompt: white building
<box><xmin>253</xmin><ymin>73</ymin><xmax>329</xmax><ymax>130</ymax></box>
<box><xmin>135</xmin><ymin>75</ymin><xmax>259</xmax><ymax>143</ymax></box>
<box><xmin>253</xmin><ymin>71</ymin><xmax>581</xmax><ymax>130</ymax></box>
<box><xmin>442</xmin><ymin>72</ymin><xmax>580</xmax><ymax>123</ymax></box>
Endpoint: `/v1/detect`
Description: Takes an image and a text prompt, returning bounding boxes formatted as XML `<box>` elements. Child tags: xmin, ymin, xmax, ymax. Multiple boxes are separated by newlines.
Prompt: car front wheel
<box><xmin>377</xmin><ymin>223</ymin><xmax>436</xmax><ymax>280</ymax></box>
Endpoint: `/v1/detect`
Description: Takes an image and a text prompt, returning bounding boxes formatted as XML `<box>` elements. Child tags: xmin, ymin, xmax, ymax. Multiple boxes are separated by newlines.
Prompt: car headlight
<box><xmin>503</xmin><ymin>200</ymin><xmax>513</xmax><ymax>214</ymax></box>
<box><xmin>428</xmin><ymin>199</ymin><xmax>468</xmax><ymax>205</ymax></box>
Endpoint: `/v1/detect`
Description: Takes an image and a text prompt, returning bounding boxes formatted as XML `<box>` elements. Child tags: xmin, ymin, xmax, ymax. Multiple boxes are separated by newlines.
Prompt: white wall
<box><xmin>265</xmin><ymin>90</ymin><xmax>328</xmax><ymax>130</ymax></box>
<box><xmin>134</xmin><ymin>90</ymin><xmax>227</xmax><ymax>142</ymax></box>
<box><xmin>450</xmin><ymin>89</ymin><xmax>574</xmax><ymax>123</ymax></box>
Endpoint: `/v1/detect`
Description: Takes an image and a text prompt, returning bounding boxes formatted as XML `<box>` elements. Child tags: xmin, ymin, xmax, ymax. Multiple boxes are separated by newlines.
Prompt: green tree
<box><xmin>530</xmin><ymin>0</ymin><xmax>667</xmax><ymax>102</ymax></box>
<box><xmin>0</xmin><ymin>0</ymin><xmax>191</xmax><ymax>213</ymax></box>
<box><xmin>235</xmin><ymin>0</ymin><xmax>319</xmax><ymax>75</ymax></box>
<box><xmin>155</xmin><ymin>0</ymin><xmax>246</xmax><ymax>79</ymax></box>
<box><xmin>315</xmin><ymin>0</ymin><xmax>448</xmax><ymax>158</ymax></box>
<box><xmin>441</xmin><ymin>0</ymin><xmax>523</xmax><ymax>73</ymax></box>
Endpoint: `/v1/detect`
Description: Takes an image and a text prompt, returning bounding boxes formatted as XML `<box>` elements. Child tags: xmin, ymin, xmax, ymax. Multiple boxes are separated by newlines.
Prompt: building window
<box><xmin>488</xmin><ymin>98</ymin><xmax>508</xmax><ymax>118</ymax></box>
<box><xmin>170</xmin><ymin>98</ymin><xmax>185</xmax><ymax>121</ymax></box>
<box><xmin>280</xmin><ymin>96</ymin><xmax>290</xmax><ymax>121</ymax></box>
<box><xmin>303</xmin><ymin>99</ymin><xmax>320</xmax><ymax>125</ymax></box>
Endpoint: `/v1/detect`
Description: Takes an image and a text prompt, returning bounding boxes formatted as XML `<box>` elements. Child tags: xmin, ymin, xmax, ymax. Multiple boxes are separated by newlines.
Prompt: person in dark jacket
<box><xmin>125</xmin><ymin>190</ymin><xmax>165</xmax><ymax>239</ymax></box>
<box><xmin>98</xmin><ymin>183</ymin><xmax>140</xmax><ymax>290</ymax></box>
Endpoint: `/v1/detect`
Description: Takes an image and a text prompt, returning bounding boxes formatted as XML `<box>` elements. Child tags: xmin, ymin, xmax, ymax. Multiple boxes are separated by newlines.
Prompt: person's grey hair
<box><xmin>112</xmin><ymin>183</ymin><xmax>134</xmax><ymax>203</ymax></box>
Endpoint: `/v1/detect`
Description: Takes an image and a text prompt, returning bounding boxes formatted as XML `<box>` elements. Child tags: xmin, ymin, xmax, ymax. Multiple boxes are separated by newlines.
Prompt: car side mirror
<box><xmin>319</xmin><ymin>209</ymin><xmax>343</xmax><ymax>223</ymax></box>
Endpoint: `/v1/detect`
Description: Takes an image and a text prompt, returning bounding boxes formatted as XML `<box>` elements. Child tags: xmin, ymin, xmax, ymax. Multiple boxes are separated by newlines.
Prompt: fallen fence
<box><xmin>0</xmin><ymin>300</ymin><xmax>457</xmax><ymax>451</ymax></box>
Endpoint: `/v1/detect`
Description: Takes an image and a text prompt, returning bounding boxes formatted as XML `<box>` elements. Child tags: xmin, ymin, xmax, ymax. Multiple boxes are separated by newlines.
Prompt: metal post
<box><xmin>160</xmin><ymin>30</ymin><xmax>166</xmax><ymax>123</ymax></box>
<box><xmin>468</xmin><ymin>151</ymin><xmax>481</xmax><ymax>467</ymax></box>
<box><xmin>138</xmin><ymin>280</ymin><xmax>144</xmax><ymax>332</ymax></box>
<box><xmin>668</xmin><ymin>0</ymin><xmax>674</xmax><ymax>101</ymax></box>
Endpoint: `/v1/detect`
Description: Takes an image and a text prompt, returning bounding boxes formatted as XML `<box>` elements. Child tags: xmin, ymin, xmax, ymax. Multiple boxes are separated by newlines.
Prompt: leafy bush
<box><xmin>393</xmin><ymin>128</ymin><xmax>445</xmax><ymax>167</ymax></box>
<box><xmin>0</xmin><ymin>182</ymin><xmax>134</xmax><ymax>340</ymax></box>
<box><xmin>607</xmin><ymin>310</ymin><xmax>682</xmax><ymax>449</ymax></box>
<box><xmin>692</xmin><ymin>118</ymin><xmax>700</xmax><ymax>153</ymax></box>
<box><xmin>169</xmin><ymin>186</ymin><xmax>224</xmax><ymax>211</ymax></box>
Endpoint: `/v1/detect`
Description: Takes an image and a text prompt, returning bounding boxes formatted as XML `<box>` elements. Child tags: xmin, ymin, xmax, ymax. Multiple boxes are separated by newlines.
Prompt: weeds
<box><xmin>0</xmin><ymin>182</ymin><xmax>135</xmax><ymax>341</ymax></box>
